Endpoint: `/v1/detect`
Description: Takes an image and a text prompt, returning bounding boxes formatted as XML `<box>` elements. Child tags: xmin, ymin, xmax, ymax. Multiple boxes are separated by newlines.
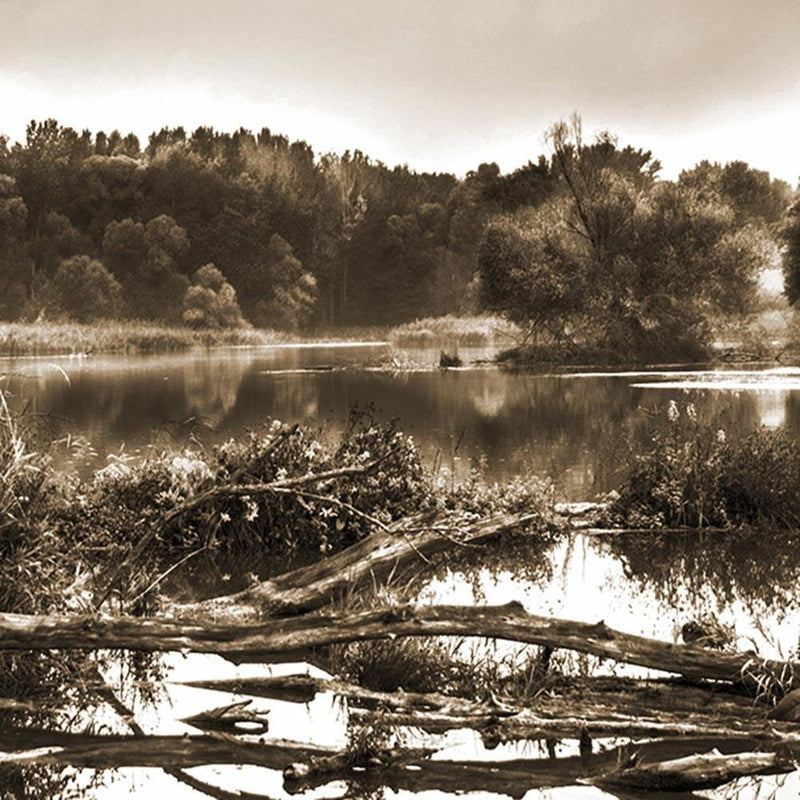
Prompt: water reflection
<box><xmin>6</xmin><ymin>350</ymin><xmax>800</xmax><ymax>501</ymax></box>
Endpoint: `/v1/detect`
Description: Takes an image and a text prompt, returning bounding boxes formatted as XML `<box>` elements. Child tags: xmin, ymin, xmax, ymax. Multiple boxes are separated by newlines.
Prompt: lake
<box><xmin>3</xmin><ymin>343</ymin><xmax>800</xmax><ymax>799</ymax></box>
<box><xmin>3</xmin><ymin>343</ymin><xmax>799</xmax><ymax>501</ymax></box>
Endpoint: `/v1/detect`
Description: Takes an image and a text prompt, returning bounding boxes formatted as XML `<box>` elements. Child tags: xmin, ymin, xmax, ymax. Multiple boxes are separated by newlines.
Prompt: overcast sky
<box><xmin>2</xmin><ymin>0</ymin><xmax>799</xmax><ymax>182</ymax></box>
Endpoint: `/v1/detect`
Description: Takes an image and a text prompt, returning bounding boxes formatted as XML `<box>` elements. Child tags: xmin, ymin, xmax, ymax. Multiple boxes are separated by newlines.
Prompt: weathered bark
<box><xmin>0</xmin><ymin>726</ymin><xmax>331</xmax><ymax>769</ymax></box>
<box><xmin>175</xmin><ymin>673</ymin><xmax>800</xmax><ymax>749</ymax></box>
<box><xmin>283</xmin><ymin>746</ymin><xmax>436</xmax><ymax>785</ymax></box>
<box><xmin>350</xmin><ymin>705</ymin><xmax>800</xmax><ymax>746</ymax></box>
<box><xmin>176</xmin><ymin>674</ymin><xmax>492</xmax><ymax>713</ymax></box>
<box><xmin>1</xmin><ymin>727</ymin><xmax>795</xmax><ymax>796</ymax></box>
<box><xmin>590</xmin><ymin>749</ymin><xmax>794</xmax><ymax>792</ymax></box>
<box><xmin>185</xmin><ymin>509</ymin><xmax>542</xmax><ymax>618</ymax></box>
<box><xmin>2</xmin><ymin>603</ymin><xmax>797</xmax><ymax>688</ymax></box>
<box><xmin>180</xmin><ymin>699</ymin><xmax>269</xmax><ymax>735</ymax></box>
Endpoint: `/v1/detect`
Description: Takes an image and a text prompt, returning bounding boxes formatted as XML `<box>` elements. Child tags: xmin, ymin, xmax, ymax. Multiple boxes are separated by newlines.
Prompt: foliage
<box><xmin>51</xmin><ymin>255</ymin><xmax>122</xmax><ymax>322</ymax></box>
<box><xmin>478</xmin><ymin>116</ymin><xmax>774</xmax><ymax>363</ymax></box>
<box><xmin>252</xmin><ymin>234</ymin><xmax>317</xmax><ymax>331</ymax></box>
<box><xmin>182</xmin><ymin>263</ymin><xmax>245</xmax><ymax>329</ymax></box>
<box><xmin>607</xmin><ymin>402</ymin><xmax>800</xmax><ymax>528</ymax></box>
<box><xmin>0</xmin><ymin>116</ymin><xmax>789</xmax><ymax>347</ymax></box>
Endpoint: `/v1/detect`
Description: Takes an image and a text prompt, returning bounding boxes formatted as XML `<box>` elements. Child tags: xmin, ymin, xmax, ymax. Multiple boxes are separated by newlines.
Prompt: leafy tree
<box><xmin>101</xmin><ymin>215</ymin><xmax>189</xmax><ymax>320</ymax></box>
<box><xmin>183</xmin><ymin>263</ymin><xmax>244</xmax><ymax>328</ymax></box>
<box><xmin>0</xmin><ymin>174</ymin><xmax>30</xmax><ymax>318</ymax></box>
<box><xmin>478</xmin><ymin>118</ymin><xmax>770</xmax><ymax>360</ymax></box>
<box><xmin>253</xmin><ymin>234</ymin><xmax>317</xmax><ymax>330</ymax></box>
<box><xmin>680</xmin><ymin>160</ymin><xmax>792</xmax><ymax>228</ymax></box>
<box><xmin>52</xmin><ymin>255</ymin><xmax>121</xmax><ymax>321</ymax></box>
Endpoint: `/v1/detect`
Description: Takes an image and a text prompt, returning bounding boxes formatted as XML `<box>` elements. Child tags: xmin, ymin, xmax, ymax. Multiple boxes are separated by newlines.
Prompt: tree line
<box><xmin>0</xmin><ymin>116</ymin><xmax>797</xmax><ymax>353</ymax></box>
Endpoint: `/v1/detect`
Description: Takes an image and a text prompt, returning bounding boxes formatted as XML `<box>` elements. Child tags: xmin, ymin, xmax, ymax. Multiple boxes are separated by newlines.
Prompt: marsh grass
<box><xmin>607</xmin><ymin>402</ymin><xmax>800</xmax><ymax>529</ymax></box>
<box><xmin>389</xmin><ymin>314</ymin><xmax>521</xmax><ymax>348</ymax></box>
<box><xmin>0</xmin><ymin>320</ymin><xmax>289</xmax><ymax>356</ymax></box>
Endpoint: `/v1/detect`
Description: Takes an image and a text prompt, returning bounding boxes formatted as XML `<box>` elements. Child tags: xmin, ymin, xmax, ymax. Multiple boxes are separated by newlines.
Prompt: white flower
<box><xmin>686</xmin><ymin>403</ymin><xmax>697</xmax><ymax>420</ymax></box>
<box><xmin>716</xmin><ymin>429</ymin><xmax>726</xmax><ymax>443</ymax></box>
<box><xmin>667</xmin><ymin>400</ymin><xmax>679</xmax><ymax>422</ymax></box>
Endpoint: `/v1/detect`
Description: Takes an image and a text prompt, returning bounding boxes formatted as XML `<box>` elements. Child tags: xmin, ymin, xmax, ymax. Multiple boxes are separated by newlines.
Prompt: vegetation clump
<box><xmin>606</xmin><ymin>401</ymin><xmax>800</xmax><ymax>529</ymax></box>
<box><xmin>0</xmin><ymin>319</ymin><xmax>286</xmax><ymax>355</ymax></box>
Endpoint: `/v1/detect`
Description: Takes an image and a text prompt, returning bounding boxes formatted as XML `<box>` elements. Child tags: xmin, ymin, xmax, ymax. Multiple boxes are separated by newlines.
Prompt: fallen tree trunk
<box><xmin>184</xmin><ymin>510</ymin><xmax>543</xmax><ymax>618</ymax></box>
<box><xmin>0</xmin><ymin>727</ymin><xmax>330</xmax><ymax>769</ymax></box>
<box><xmin>589</xmin><ymin>749</ymin><xmax>794</xmax><ymax>793</ymax></box>
<box><xmin>2</xmin><ymin>603</ymin><xmax>797</xmax><ymax>688</ymax></box>
<box><xmin>4</xmin><ymin>727</ymin><xmax>790</xmax><ymax>797</ymax></box>
<box><xmin>283</xmin><ymin>746</ymin><xmax>436</xmax><ymax>785</ymax></box>
<box><xmin>177</xmin><ymin>673</ymin><xmax>783</xmax><ymax>743</ymax></box>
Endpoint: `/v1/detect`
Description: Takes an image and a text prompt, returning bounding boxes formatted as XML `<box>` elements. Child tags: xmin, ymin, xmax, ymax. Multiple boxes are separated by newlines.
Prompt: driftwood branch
<box><xmin>0</xmin><ymin>727</ymin><xmax>331</xmax><ymax>769</ymax></box>
<box><xmin>180</xmin><ymin>699</ymin><xmax>270</xmax><ymax>735</ymax></box>
<box><xmin>187</xmin><ymin>509</ymin><xmax>542</xmax><ymax>618</ymax></box>
<box><xmin>589</xmin><ymin>749</ymin><xmax>795</xmax><ymax>793</ymax></box>
<box><xmin>2</xmin><ymin>603</ymin><xmax>798</xmax><ymax>688</ymax></box>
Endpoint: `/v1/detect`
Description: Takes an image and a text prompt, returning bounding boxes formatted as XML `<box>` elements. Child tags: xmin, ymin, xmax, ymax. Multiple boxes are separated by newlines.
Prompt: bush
<box><xmin>607</xmin><ymin>402</ymin><xmax>800</xmax><ymax>528</ymax></box>
<box><xmin>182</xmin><ymin>264</ymin><xmax>245</xmax><ymax>329</ymax></box>
<box><xmin>52</xmin><ymin>255</ymin><xmax>121</xmax><ymax>322</ymax></box>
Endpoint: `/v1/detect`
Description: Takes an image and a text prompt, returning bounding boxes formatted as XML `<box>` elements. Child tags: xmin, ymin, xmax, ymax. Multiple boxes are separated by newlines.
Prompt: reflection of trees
<box><xmin>599</xmin><ymin>529</ymin><xmax>800</xmax><ymax>618</ymax></box>
<box><xmin>3</xmin><ymin>354</ymin><xmax>785</xmax><ymax>504</ymax></box>
<box><xmin>182</xmin><ymin>357</ymin><xmax>250</xmax><ymax>428</ymax></box>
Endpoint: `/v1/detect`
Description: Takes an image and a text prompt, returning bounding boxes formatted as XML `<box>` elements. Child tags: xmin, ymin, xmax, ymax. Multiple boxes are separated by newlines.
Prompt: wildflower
<box><xmin>220</xmin><ymin>512</ymin><xmax>231</xmax><ymax>522</ymax></box>
<box><xmin>686</xmin><ymin>403</ymin><xmax>697</xmax><ymax>420</ymax></box>
<box><xmin>716</xmin><ymin>429</ymin><xmax>726</xmax><ymax>443</ymax></box>
<box><xmin>667</xmin><ymin>400</ymin><xmax>679</xmax><ymax>422</ymax></box>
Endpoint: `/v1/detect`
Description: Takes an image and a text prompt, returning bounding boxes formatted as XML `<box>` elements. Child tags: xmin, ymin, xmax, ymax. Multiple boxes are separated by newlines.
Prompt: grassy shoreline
<box><xmin>0</xmin><ymin>320</ymin><xmax>295</xmax><ymax>357</ymax></box>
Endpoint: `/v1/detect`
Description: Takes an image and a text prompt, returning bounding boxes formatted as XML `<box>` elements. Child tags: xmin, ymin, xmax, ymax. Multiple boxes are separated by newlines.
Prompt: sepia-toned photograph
<box><xmin>1</xmin><ymin>1</ymin><xmax>800</xmax><ymax>797</ymax></box>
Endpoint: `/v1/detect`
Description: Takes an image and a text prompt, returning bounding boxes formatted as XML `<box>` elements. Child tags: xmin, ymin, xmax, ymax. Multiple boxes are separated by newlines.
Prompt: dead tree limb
<box><xmin>186</xmin><ymin>510</ymin><xmax>542</xmax><ymax>618</ymax></box>
<box><xmin>2</xmin><ymin>603</ymin><xmax>798</xmax><ymax>689</ymax></box>
<box><xmin>0</xmin><ymin>726</ymin><xmax>330</xmax><ymax>769</ymax></box>
<box><xmin>589</xmin><ymin>749</ymin><xmax>795</xmax><ymax>793</ymax></box>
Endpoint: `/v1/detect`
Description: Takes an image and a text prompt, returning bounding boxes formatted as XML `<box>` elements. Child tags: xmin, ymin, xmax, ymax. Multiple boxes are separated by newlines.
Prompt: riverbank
<box><xmin>0</xmin><ymin>320</ymin><xmax>293</xmax><ymax>356</ymax></box>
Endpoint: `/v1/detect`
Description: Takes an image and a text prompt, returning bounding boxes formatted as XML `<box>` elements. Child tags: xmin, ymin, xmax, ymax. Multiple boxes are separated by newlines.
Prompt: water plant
<box><xmin>606</xmin><ymin>401</ymin><xmax>800</xmax><ymax>529</ymax></box>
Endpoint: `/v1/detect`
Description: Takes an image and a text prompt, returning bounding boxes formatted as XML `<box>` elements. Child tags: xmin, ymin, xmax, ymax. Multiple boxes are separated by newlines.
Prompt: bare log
<box><xmin>283</xmin><ymin>746</ymin><xmax>435</xmax><ymax>786</ymax></box>
<box><xmin>186</xmin><ymin>510</ymin><xmax>542</xmax><ymax>618</ymax></box>
<box><xmin>3</xmin><ymin>603</ymin><xmax>798</xmax><ymax>688</ymax></box>
<box><xmin>180</xmin><ymin>699</ymin><xmax>269</xmax><ymax>735</ymax></box>
<box><xmin>0</xmin><ymin>727</ymin><xmax>331</xmax><ymax>769</ymax></box>
<box><xmin>590</xmin><ymin>749</ymin><xmax>795</xmax><ymax>792</ymax></box>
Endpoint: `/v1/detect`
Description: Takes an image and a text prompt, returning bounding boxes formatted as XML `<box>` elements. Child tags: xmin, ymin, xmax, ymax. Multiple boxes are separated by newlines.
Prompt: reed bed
<box><xmin>0</xmin><ymin>321</ymin><xmax>289</xmax><ymax>356</ymax></box>
<box><xmin>389</xmin><ymin>314</ymin><xmax>521</xmax><ymax>348</ymax></box>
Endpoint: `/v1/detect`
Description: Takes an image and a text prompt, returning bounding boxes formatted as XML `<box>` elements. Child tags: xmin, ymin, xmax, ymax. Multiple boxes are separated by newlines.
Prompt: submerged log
<box><xmin>186</xmin><ymin>509</ymin><xmax>543</xmax><ymax>618</ymax></box>
<box><xmin>283</xmin><ymin>746</ymin><xmax>436</xmax><ymax>786</ymax></box>
<box><xmin>0</xmin><ymin>727</ymin><xmax>330</xmax><ymax>769</ymax></box>
<box><xmin>590</xmin><ymin>749</ymin><xmax>795</xmax><ymax>792</ymax></box>
<box><xmin>180</xmin><ymin>699</ymin><xmax>269</xmax><ymax>735</ymax></box>
<box><xmin>2</xmin><ymin>603</ymin><xmax>798</xmax><ymax>688</ymax></box>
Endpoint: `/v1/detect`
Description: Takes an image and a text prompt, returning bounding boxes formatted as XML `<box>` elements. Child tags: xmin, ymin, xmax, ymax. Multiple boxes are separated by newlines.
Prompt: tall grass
<box><xmin>389</xmin><ymin>314</ymin><xmax>521</xmax><ymax>348</ymax></box>
<box><xmin>0</xmin><ymin>320</ymin><xmax>289</xmax><ymax>356</ymax></box>
<box><xmin>607</xmin><ymin>402</ymin><xmax>800</xmax><ymax>529</ymax></box>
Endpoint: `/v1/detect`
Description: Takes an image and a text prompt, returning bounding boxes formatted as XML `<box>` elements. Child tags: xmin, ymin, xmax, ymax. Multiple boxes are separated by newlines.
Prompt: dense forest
<box><xmin>0</xmin><ymin>116</ymin><xmax>798</xmax><ymax>358</ymax></box>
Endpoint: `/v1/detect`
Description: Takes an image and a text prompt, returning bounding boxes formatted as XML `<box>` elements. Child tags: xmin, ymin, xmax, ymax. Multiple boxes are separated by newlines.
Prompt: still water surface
<box><xmin>3</xmin><ymin>343</ymin><xmax>800</xmax><ymax>798</ymax></box>
<box><xmin>4</xmin><ymin>343</ymin><xmax>800</xmax><ymax>499</ymax></box>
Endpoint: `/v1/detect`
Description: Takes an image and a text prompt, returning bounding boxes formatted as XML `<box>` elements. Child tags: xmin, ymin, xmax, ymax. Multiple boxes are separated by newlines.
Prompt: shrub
<box><xmin>182</xmin><ymin>264</ymin><xmax>245</xmax><ymax>329</ymax></box>
<box><xmin>607</xmin><ymin>402</ymin><xmax>800</xmax><ymax>528</ymax></box>
<box><xmin>52</xmin><ymin>255</ymin><xmax>122</xmax><ymax>322</ymax></box>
